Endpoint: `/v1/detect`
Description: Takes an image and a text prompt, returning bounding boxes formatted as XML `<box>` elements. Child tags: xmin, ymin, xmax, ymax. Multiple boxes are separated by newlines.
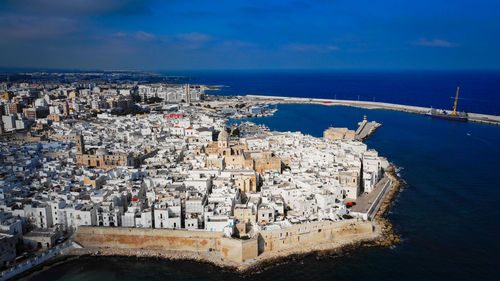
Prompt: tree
<box><xmin>146</xmin><ymin>97</ymin><xmax>162</xmax><ymax>104</ymax></box>
<box><xmin>132</xmin><ymin>94</ymin><xmax>141</xmax><ymax>103</ymax></box>
<box><xmin>231</xmin><ymin>128</ymin><xmax>240</xmax><ymax>137</ymax></box>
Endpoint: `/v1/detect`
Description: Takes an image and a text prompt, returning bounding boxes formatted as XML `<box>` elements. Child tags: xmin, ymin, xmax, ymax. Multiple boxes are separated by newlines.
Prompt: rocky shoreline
<box><xmin>372</xmin><ymin>166</ymin><xmax>405</xmax><ymax>247</ymax></box>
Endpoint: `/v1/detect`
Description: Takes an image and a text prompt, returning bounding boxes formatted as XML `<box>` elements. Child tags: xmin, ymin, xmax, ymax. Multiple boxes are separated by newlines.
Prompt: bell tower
<box><xmin>75</xmin><ymin>134</ymin><xmax>85</xmax><ymax>155</ymax></box>
<box><xmin>218</xmin><ymin>128</ymin><xmax>229</xmax><ymax>148</ymax></box>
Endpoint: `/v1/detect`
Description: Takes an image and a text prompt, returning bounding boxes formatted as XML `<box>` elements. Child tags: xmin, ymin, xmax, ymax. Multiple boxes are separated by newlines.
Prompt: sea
<box><xmin>25</xmin><ymin>71</ymin><xmax>500</xmax><ymax>281</ymax></box>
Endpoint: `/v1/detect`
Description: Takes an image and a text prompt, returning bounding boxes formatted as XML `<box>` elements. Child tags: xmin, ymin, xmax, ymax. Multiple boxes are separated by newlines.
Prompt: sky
<box><xmin>0</xmin><ymin>0</ymin><xmax>499</xmax><ymax>71</ymax></box>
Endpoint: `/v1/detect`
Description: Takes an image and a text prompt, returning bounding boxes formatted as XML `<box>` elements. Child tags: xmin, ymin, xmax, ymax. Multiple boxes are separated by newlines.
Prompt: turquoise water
<box><xmin>27</xmin><ymin>104</ymin><xmax>500</xmax><ymax>281</ymax></box>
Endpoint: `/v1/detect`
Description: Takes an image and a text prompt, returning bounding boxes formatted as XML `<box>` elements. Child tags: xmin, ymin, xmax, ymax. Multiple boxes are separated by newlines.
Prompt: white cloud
<box><xmin>413</xmin><ymin>38</ymin><xmax>459</xmax><ymax>47</ymax></box>
<box><xmin>174</xmin><ymin>32</ymin><xmax>212</xmax><ymax>49</ymax></box>
<box><xmin>285</xmin><ymin>43</ymin><xmax>340</xmax><ymax>52</ymax></box>
<box><xmin>135</xmin><ymin>31</ymin><xmax>156</xmax><ymax>41</ymax></box>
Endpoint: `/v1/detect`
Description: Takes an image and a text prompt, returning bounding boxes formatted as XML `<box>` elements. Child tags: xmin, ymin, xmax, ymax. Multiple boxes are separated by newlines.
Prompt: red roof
<box><xmin>164</xmin><ymin>113</ymin><xmax>184</xmax><ymax>118</ymax></box>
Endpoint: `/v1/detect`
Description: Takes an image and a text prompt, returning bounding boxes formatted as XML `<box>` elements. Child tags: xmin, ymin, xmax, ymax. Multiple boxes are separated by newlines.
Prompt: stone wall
<box><xmin>75</xmin><ymin>220</ymin><xmax>373</xmax><ymax>264</ymax></box>
<box><xmin>76</xmin><ymin>227</ymin><xmax>224</xmax><ymax>252</ymax></box>
<box><xmin>258</xmin><ymin>220</ymin><xmax>373</xmax><ymax>253</ymax></box>
<box><xmin>220</xmin><ymin>237</ymin><xmax>258</xmax><ymax>263</ymax></box>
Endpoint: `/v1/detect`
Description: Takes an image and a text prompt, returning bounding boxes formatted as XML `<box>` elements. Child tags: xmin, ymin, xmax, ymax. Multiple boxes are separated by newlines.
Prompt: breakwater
<box><xmin>245</xmin><ymin>95</ymin><xmax>500</xmax><ymax>125</ymax></box>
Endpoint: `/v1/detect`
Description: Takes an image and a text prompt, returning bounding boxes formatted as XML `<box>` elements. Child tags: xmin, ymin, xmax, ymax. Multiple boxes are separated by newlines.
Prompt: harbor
<box><xmin>244</xmin><ymin>95</ymin><xmax>500</xmax><ymax>125</ymax></box>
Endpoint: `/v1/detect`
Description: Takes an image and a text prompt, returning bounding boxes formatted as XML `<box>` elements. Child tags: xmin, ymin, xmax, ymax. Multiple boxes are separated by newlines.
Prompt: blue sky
<box><xmin>0</xmin><ymin>0</ymin><xmax>498</xmax><ymax>70</ymax></box>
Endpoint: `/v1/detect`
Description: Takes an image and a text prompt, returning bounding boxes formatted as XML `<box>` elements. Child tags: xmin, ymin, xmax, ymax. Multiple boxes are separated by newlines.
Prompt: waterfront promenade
<box><xmin>0</xmin><ymin>241</ymin><xmax>75</xmax><ymax>281</ymax></box>
<box><xmin>245</xmin><ymin>95</ymin><xmax>500</xmax><ymax>125</ymax></box>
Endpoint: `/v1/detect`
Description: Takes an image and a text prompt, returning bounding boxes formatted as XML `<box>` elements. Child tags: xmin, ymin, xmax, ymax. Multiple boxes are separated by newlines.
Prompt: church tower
<box><xmin>75</xmin><ymin>134</ymin><xmax>85</xmax><ymax>155</ymax></box>
<box><xmin>218</xmin><ymin>128</ymin><xmax>229</xmax><ymax>148</ymax></box>
<box><xmin>62</xmin><ymin>101</ymin><xmax>69</xmax><ymax>116</ymax></box>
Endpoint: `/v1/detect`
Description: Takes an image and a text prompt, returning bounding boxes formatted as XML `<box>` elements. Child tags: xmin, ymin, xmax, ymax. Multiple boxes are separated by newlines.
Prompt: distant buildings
<box><xmin>137</xmin><ymin>84</ymin><xmax>205</xmax><ymax>103</ymax></box>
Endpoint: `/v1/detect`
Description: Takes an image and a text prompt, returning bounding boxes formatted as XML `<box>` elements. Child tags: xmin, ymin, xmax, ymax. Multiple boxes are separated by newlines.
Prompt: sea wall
<box><xmin>258</xmin><ymin>220</ymin><xmax>373</xmax><ymax>253</ymax></box>
<box><xmin>220</xmin><ymin>237</ymin><xmax>259</xmax><ymax>263</ymax></box>
<box><xmin>76</xmin><ymin>227</ymin><xmax>223</xmax><ymax>252</ymax></box>
<box><xmin>75</xmin><ymin>220</ymin><xmax>374</xmax><ymax>265</ymax></box>
<box><xmin>75</xmin><ymin>227</ymin><xmax>259</xmax><ymax>263</ymax></box>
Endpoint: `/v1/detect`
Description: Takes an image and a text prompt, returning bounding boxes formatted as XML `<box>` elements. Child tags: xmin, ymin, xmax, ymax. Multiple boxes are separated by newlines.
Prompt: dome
<box><xmin>218</xmin><ymin>129</ymin><xmax>229</xmax><ymax>140</ymax></box>
<box><xmin>96</xmin><ymin>148</ymin><xmax>108</xmax><ymax>156</ymax></box>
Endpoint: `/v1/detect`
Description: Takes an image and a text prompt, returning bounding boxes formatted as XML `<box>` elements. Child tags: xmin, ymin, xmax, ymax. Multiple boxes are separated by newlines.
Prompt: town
<box><xmin>0</xmin><ymin>73</ymin><xmax>391</xmax><ymax>276</ymax></box>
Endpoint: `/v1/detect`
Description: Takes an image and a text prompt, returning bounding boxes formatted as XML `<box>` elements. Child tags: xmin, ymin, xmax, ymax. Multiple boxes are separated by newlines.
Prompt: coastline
<box><xmin>11</xmin><ymin>105</ymin><xmax>410</xmax><ymax>279</ymax></box>
<box><xmin>244</xmin><ymin>95</ymin><xmax>500</xmax><ymax>125</ymax></box>
<box><xmin>31</xmin><ymin>166</ymin><xmax>404</xmax><ymax>276</ymax></box>
<box><xmin>13</xmin><ymin>255</ymin><xmax>80</xmax><ymax>281</ymax></box>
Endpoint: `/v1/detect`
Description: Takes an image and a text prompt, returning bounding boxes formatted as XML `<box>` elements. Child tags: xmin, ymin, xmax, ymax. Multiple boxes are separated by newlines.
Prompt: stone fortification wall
<box><xmin>258</xmin><ymin>220</ymin><xmax>373</xmax><ymax>253</ymax></box>
<box><xmin>76</xmin><ymin>227</ymin><xmax>224</xmax><ymax>252</ymax></box>
<box><xmin>76</xmin><ymin>227</ymin><xmax>257</xmax><ymax>263</ymax></box>
<box><xmin>220</xmin><ymin>237</ymin><xmax>258</xmax><ymax>263</ymax></box>
<box><xmin>75</xmin><ymin>220</ymin><xmax>373</xmax><ymax>264</ymax></box>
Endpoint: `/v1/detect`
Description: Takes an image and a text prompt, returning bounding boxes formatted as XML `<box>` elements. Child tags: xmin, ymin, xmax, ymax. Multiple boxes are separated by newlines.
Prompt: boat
<box><xmin>425</xmin><ymin>86</ymin><xmax>468</xmax><ymax>122</ymax></box>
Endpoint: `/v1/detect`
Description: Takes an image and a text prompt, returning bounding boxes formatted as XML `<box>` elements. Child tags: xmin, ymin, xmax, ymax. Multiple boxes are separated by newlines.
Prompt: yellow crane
<box><xmin>452</xmin><ymin>86</ymin><xmax>460</xmax><ymax>116</ymax></box>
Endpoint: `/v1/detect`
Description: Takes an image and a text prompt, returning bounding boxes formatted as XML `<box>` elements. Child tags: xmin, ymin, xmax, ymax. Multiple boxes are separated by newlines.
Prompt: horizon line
<box><xmin>1</xmin><ymin>67</ymin><xmax>500</xmax><ymax>74</ymax></box>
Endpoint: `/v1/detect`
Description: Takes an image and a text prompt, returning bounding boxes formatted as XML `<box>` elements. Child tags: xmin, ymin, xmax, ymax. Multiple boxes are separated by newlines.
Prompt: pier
<box><xmin>355</xmin><ymin>115</ymin><xmax>382</xmax><ymax>140</ymax></box>
<box><xmin>245</xmin><ymin>95</ymin><xmax>500</xmax><ymax>125</ymax></box>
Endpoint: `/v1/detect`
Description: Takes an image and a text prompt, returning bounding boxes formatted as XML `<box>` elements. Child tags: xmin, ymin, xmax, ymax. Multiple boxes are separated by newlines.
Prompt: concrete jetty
<box><xmin>355</xmin><ymin>115</ymin><xmax>382</xmax><ymax>140</ymax></box>
<box><xmin>245</xmin><ymin>95</ymin><xmax>500</xmax><ymax>125</ymax></box>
